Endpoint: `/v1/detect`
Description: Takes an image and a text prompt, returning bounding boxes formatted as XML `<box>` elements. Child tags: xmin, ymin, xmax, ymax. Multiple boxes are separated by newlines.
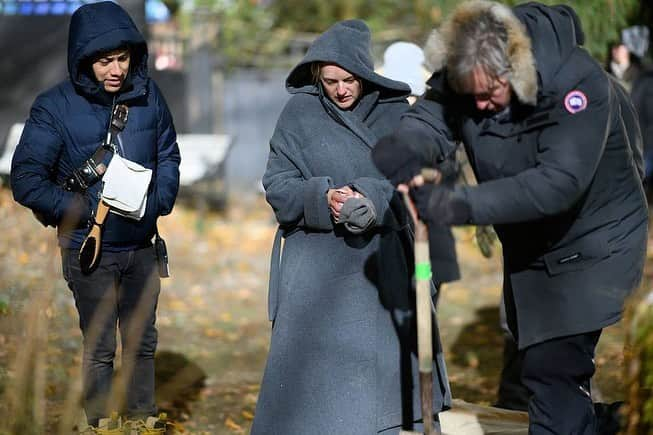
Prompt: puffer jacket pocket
<box><xmin>543</xmin><ymin>236</ymin><xmax>610</xmax><ymax>276</ymax></box>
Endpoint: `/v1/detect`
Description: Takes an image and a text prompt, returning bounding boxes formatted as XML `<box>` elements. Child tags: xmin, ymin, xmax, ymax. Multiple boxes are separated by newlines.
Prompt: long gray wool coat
<box><xmin>252</xmin><ymin>20</ymin><xmax>451</xmax><ymax>434</ymax></box>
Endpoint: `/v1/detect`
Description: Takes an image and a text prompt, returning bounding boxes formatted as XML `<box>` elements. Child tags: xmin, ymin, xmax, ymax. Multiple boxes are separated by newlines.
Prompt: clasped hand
<box><xmin>327</xmin><ymin>186</ymin><xmax>378</xmax><ymax>234</ymax></box>
<box><xmin>327</xmin><ymin>185</ymin><xmax>362</xmax><ymax>220</ymax></box>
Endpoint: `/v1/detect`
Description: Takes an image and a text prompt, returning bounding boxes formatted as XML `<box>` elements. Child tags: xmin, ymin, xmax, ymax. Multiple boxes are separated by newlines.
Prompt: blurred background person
<box><xmin>252</xmin><ymin>19</ymin><xmax>451</xmax><ymax>434</ymax></box>
<box><xmin>606</xmin><ymin>27</ymin><xmax>651</xmax><ymax>195</ymax></box>
<box><xmin>606</xmin><ymin>41</ymin><xmax>641</xmax><ymax>92</ymax></box>
<box><xmin>378</xmin><ymin>41</ymin><xmax>429</xmax><ymax>103</ymax></box>
<box><xmin>623</xmin><ymin>26</ymin><xmax>653</xmax><ymax>198</ymax></box>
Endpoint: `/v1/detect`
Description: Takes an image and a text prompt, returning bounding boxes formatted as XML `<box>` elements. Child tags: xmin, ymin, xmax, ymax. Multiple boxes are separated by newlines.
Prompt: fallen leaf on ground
<box><xmin>18</xmin><ymin>252</ymin><xmax>30</xmax><ymax>264</ymax></box>
<box><xmin>204</xmin><ymin>328</ymin><xmax>226</xmax><ymax>338</ymax></box>
<box><xmin>224</xmin><ymin>417</ymin><xmax>243</xmax><ymax>432</ymax></box>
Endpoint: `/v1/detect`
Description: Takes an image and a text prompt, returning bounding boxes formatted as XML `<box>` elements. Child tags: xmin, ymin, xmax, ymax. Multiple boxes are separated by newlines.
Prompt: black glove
<box><xmin>411</xmin><ymin>184</ymin><xmax>471</xmax><ymax>226</ymax></box>
<box><xmin>372</xmin><ymin>134</ymin><xmax>422</xmax><ymax>186</ymax></box>
<box><xmin>434</xmin><ymin>156</ymin><xmax>460</xmax><ymax>185</ymax></box>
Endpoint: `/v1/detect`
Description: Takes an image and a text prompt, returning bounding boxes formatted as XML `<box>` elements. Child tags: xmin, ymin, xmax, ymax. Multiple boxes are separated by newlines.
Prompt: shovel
<box><xmin>400</xmin><ymin>168</ymin><xmax>440</xmax><ymax>435</ymax></box>
<box><xmin>79</xmin><ymin>200</ymin><xmax>110</xmax><ymax>274</ymax></box>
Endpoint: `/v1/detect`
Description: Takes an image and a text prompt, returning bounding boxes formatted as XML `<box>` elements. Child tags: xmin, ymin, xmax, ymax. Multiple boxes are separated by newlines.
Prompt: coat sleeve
<box><xmin>153</xmin><ymin>83</ymin><xmax>181</xmax><ymax>216</ymax></box>
<box><xmin>348</xmin><ymin>176</ymin><xmax>394</xmax><ymax>229</ymax></box>
<box><xmin>397</xmin><ymin>72</ymin><xmax>460</xmax><ymax>166</ymax></box>
<box><xmin>262</xmin><ymin>127</ymin><xmax>334</xmax><ymax>230</ymax></box>
<box><xmin>460</xmin><ymin>71</ymin><xmax>612</xmax><ymax>225</ymax></box>
<box><xmin>10</xmin><ymin>94</ymin><xmax>90</xmax><ymax>227</ymax></box>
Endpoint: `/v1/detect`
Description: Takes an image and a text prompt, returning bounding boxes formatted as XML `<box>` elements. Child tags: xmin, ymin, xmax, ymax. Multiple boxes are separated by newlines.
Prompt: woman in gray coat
<box><xmin>252</xmin><ymin>20</ymin><xmax>451</xmax><ymax>434</ymax></box>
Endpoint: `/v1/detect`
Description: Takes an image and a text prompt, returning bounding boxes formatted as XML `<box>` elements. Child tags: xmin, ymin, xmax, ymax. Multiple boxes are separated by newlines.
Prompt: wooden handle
<box><xmin>401</xmin><ymin>190</ymin><xmax>435</xmax><ymax>435</ymax></box>
<box><xmin>89</xmin><ymin>200</ymin><xmax>109</xmax><ymax>257</ymax></box>
<box><xmin>95</xmin><ymin>200</ymin><xmax>110</xmax><ymax>225</ymax></box>
<box><xmin>79</xmin><ymin>201</ymin><xmax>110</xmax><ymax>274</ymax></box>
<box><xmin>420</xmin><ymin>168</ymin><xmax>441</xmax><ymax>184</ymax></box>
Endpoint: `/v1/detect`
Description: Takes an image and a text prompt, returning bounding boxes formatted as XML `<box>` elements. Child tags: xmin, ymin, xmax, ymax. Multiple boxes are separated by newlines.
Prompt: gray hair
<box><xmin>447</xmin><ymin>8</ymin><xmax>511</xmax><ymax>93</ymax></box>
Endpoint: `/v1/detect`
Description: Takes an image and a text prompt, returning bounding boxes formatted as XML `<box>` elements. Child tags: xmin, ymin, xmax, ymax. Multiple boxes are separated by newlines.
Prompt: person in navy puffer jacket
<box><xmin>10</xmin><ymin>1</ymin><xmax>180</xmax><ymax>426</ymax></box>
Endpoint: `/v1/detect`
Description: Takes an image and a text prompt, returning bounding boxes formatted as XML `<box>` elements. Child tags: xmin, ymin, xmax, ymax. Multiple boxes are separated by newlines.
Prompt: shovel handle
<box><xmin>402</xmin><ymin>190</ymin><xmax>435</xmax><ymax>435</ymax></box>
<box><xmin>401</xmin><ymin>168</ymin><xmax>441</xmax><ymax>435</ymax></box>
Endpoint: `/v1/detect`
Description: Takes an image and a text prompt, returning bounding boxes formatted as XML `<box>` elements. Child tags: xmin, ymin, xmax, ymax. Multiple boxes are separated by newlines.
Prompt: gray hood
<box><xmin>286</xmin><ymin>20</ymin><xmax>410</xmax><ymax>102</ymax></box>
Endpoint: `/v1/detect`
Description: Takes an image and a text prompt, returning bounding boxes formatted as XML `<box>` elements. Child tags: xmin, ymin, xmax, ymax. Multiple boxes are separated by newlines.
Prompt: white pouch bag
<box><xmin>101</xmin><ymin>154</ymin><xmax>153</xmax><ymax>220</ymax></box>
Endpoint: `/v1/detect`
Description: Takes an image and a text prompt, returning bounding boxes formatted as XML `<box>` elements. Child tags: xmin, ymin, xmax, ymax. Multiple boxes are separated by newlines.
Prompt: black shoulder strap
<box><xmin>62</xmin><ymin>102</ymin><xmax>129</xmax><ymax>192</ymax></box>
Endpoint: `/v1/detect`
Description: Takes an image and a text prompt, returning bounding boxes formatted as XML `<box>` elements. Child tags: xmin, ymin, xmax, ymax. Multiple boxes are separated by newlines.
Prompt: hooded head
<box><xmin>286</xmin><ymin>20</ymin><xmax>410</xmax><ymax>103</ymax></box>
<box><xmin>68</xmin><ymin>1</ymin><xmax>148</xmax><ymax>101</ymax></box>
<box><xmin>424</xmin><ymin>0</ymin><xmax>537</xmax><ymax>106</ymax></box>
<box><xmin>424</xmin><ymin>1</ymin><xmax>585</xmax><ymax>107</ymax></box>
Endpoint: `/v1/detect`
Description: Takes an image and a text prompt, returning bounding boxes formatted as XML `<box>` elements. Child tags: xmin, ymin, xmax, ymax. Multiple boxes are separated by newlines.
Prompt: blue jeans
<box><xmin>61</xmin><ymin>245</ymin><xmax>160</xmax><ymax>426</ymax></box>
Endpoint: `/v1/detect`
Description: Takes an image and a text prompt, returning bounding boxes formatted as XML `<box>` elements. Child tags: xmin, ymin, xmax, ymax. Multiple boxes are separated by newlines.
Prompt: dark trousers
<box><xmin>495</xmin><ymin>292</ymin><xmax>530</xmax><ymax>411</ymax></box>
<box><xmin>496</xmin><ymin>334</ymin><xmax>529</xmax><ymax>411</ymax></box>
<box><xmin>61</xmin><ymin>245</ymin><xmax>160</xmax><ymax>426</ymax></box>
<box><xmin>521</xmin><ymin>330</ymin><xmax>602</xmax><ymax>435</ymax></box>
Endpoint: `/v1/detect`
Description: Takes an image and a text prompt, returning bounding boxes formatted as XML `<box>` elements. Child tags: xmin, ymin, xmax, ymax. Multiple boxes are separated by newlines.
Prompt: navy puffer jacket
<box><xmin>11</xmin><ymin>1</ymin><xmax>180</xmax><ymax>251</ymax></box>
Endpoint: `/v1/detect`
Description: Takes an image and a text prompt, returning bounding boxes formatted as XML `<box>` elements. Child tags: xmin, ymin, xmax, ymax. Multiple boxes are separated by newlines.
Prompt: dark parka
<box><xmin>396</xmin><ymin>2</ymin><xmax>648</xmax><ymax>348</ymax></box>
<box><xmin>631</xmin><ymin>69</ymin><xmax>653</xmax><ymax>182</ymax></box>
<box><xmin>253</xmin><ymin>20</ymin><xmax>451</xmax><ymax>434</ymax></box>
<box><xmin>11</xmin><ymin>1</ymin><xmax>180</xmax><ymax>250</ymax></box>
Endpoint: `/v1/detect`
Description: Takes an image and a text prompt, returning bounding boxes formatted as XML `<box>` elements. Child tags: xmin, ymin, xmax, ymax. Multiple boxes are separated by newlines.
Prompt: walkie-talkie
<box><xmin>155</xmin><ymin>228</ymin><xmax>170</xmax><ymax>278</ymax></box>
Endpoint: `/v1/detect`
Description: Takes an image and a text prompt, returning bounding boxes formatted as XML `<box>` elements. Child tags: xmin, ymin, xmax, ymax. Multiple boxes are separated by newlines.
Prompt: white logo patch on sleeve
<box><xmin>564</xmin><ymin>90</ymin><xmax>588</xmax><ymax>114</ymax></box>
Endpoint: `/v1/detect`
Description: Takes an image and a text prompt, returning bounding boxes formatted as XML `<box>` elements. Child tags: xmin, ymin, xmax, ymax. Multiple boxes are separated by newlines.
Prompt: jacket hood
<box><xmin>286</xmin><ymin>20</ymin><xmax>410</xmax><ymax>102</ymax></box>
<box><xmin>67</xmin><ymin>1</ymin><xmax>148</xmax><ymax>102</ymax></box>
<box><xmin>424</xmin><ymin>1</ymin><xmax>584</xmax><ymax>106</ymax></box>
<box><xmin>512</xmin><ymin>2</ymin><xmax>584</xmax><ymax>93</ymax></box>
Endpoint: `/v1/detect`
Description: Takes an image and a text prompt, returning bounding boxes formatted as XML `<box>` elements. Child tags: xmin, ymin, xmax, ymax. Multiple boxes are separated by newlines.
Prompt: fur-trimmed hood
<box><xmin>424</xmin><ymin>1</ymin><xmax>584</xmax><ymax>106</ymax></box>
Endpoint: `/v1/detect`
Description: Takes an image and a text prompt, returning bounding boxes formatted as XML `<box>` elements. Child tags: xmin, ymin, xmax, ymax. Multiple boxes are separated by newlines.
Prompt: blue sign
<box><xmin>0</xmin><ymin>0</ymin><xmax>109</xmax><ymax>16</ymax></box>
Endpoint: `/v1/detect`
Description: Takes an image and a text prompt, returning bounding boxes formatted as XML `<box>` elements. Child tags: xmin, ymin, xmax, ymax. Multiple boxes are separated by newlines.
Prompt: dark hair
<box><xmin>311</xmin><ymin>62</ymin><xmax>323</xmax><ymax>85</ymax></box>
<box><xmin>80</xmin><ymin>45</ymin><xmax>134</xmax><ymax>86</ymax></box>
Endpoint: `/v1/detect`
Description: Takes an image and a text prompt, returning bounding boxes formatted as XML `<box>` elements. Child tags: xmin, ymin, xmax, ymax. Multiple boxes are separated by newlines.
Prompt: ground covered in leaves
<box><xmin>0</xmin><ymin>186</ymin><xmax>643</xmax><ymax>434</ymax></box>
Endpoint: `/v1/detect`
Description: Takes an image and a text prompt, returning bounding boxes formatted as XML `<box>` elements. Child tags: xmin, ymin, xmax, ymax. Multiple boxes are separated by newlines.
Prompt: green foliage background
<box><xmin>188</xmin><ymin>0</ymin><xmax>649</xmax><ymax>68</ymax></box>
